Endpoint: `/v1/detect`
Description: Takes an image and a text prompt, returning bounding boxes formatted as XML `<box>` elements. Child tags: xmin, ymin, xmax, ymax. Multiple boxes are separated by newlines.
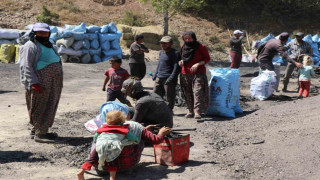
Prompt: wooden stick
<box><xmin>171</xmin><ymin>128</ymin><xmax>197</xmax><ymax>132</ymax></box>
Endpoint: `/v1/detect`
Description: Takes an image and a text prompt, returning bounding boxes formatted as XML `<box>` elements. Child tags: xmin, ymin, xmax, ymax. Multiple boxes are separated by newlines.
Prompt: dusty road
<box><xmin>1</xmin><ymin>60</ymin><xmax>320</xmax><ymax>180</ymax></box>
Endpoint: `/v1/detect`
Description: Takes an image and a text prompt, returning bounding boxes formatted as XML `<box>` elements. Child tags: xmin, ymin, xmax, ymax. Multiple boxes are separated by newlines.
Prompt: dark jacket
<box><xmin>230</xmin><ymin>36</ymin><xmax>243</xmax><ymax>53</ymax></box>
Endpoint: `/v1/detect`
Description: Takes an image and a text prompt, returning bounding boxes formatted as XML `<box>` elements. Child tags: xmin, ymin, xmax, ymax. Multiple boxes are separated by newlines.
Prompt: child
<box><xmin>102</xmin><ymin>56</ymin><xmax>132</xmax><ymax>107</ymax></box>
<box><xmin>95</xmin><ymin>110</ymin><xmax>139</xmax><ymax>180</ymax></box>
<box><xmin>298</xmin><ymin>56</ymin><xmax>315</xmax><ymax>98</ymax></box>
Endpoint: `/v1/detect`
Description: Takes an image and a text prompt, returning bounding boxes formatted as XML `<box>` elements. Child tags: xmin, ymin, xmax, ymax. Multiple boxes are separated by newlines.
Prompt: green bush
<box><xmin>119</xmin><ymin>11</ymin><xmax>146</xmax><ymax>27</ymax></box>
<box><xmin>36</xmin><ymin>5</ymin><xmax>59</xmax><ymax>25</ymax></box>
<box><xmin>212</xmin><ymin>43</ymin><xmax>225</xmax><ymax>52</ymax></box>
<box><xmin>209</xmin><ymin>35</ymin><xmax>220</xmax><ymax>44</ymax></box>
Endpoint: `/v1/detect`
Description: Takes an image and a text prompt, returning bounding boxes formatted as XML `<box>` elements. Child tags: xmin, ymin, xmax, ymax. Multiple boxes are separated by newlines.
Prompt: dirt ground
<box><xmin>1</xmin><ymin>57</ymin><xmax>320</xmax><ymax>180</ymax></box>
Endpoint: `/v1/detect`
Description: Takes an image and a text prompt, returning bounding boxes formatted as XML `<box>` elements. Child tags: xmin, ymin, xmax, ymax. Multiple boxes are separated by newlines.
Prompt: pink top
<box><xmin>105</xmin><ymin>68</ymin><xmax>130</xmax><ymax>90</ymax></box>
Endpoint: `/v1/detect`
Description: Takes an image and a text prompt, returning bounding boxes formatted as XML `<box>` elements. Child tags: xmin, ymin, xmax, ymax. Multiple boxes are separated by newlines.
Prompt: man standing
<box><xmin>282</xmin><ymin>32</ymin><xmax>313</xmax><ymax>91</ymax></box>
<box><xmin>129</xmin><ymin>34</ymin><xmax>149</xmax><ymax>80</ymax></box>
<box><xmin>229</xmin><ymin>30</ymin><xmax>244</xmax><ymax>68</ymax></box>
<box><xmin>257</xmin><ymin>32</ymin><xmax>302</xmax><ymax>71</ymax></box>
<box><xmin>153</xmin><ymin>36</ymin><xmax>181</xmax><ymax>110</ymax></box>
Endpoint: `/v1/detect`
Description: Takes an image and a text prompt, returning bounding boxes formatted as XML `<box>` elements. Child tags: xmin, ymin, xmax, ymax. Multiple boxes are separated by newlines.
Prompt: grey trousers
<box><xmin>283</xmin><ymin>63</ymin><xmax>296</xmax><ymax>88</ymax></box>
<box><xmin>153</xmin><ymin>77</ymin><xmax>176</xmax><ymax>109</ymax></box>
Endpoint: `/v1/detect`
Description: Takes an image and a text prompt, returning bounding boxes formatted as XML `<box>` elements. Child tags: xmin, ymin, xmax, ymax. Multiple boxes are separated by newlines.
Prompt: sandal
<box><xmin>185</xmin><ymin>113</ymin><xmax>194</xmax><ymax>118</ymax></box>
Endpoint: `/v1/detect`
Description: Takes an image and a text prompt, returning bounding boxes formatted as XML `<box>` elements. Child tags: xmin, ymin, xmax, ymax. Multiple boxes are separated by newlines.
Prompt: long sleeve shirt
<box><xmin>258</xmin><ymin>39</ymin><xmax>295</xmax><ymax>64</ymax></box>
<box><xmin>230</xmin><ymin>36</ymin><xmax>243</xmax><ymax>53</ymax></box>
<box><xmin>81</xmin><ymin>129</ymin><xmax>164</xmax><ymax>171</ymax></box>
<box><xmin>181</xmin><ymin>44</ymin><xmax>210</xmax><ymax>74</ymax></box>
<box><xmin>155</xmin><ymin>48</ymin><xmax>181</xmax><ymax>82</ymax></box>
<box><xmin>284</xmin><ymin>40</ymin><xmax>313</xmax><ymax>61</ymax></box>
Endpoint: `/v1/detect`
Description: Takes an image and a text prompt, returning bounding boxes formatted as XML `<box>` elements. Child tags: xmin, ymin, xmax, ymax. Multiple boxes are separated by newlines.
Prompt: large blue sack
<box><xmin>72</xmin><ymin>32</ymin><xmax>85</xmax><ymax>40</ymax></box>
<box><xmin>49</xmin><ymin>32</ymin><xmax>58</xmax><ymax>43</ymax></box>
<box><xmin>90</xmin><ymin>39</ymin><xmax>99</xmax><ymax>49</ymax></box>
<box><xmin>99</xmin><ymin>32</ymin><xmax>122</xmax><ymax>42</ymax></box>
<box><xmin>92</xmin><ymin>55</ymin><xmax>101</xmax><ymax>63</ymax></box>
<box><xmin>58</xmin><ymin>31</ymin><xmax>74</xmax><ymax>39</ymax></box>
<box><xmin>110</xmin><ymin>39</ymin><xmax>120</xmax><ymax>49</ymax></box>
<box><xmin>50</xmin><ymin>26</ymin><xmax>58</xmax><ymax>33</ymax></box>
<box><xmin>108</xmin><ymin>22</ymin><xmax>118</xmax><ymax>33</ymax></box>
<box><xmin>83</xmin><ymin>39</ymin><xmax>90</xmax><ymax>49</ymax></box>
<box><xmin>101</xmin><ymin>40</ymin><xmax>110</xmax><ymax>51</ymax></box>
<box><xmin>89</xmin><ymin>48</ymin><xmax>101</xmax><ymax>56</ymax></box>
<box><xmin>103</xmin><ymin>49</ymin><xmax>122</xmax><ymax>57</ymax></box>
<box><xmin>87</xmin><ymin>25</ymin><xmax>101</xmax><ymax>33</ymax></box>
<box><xmin>100</xmin><ymin>25</ymin><xmax>109</xmax><ymax>33</ymax></box>
<box><xmin>207</xmin><ymin>68</ymin><xmax>243</xmax><ymax>118</ymax></box>
<box><xmin>303</xmin><ymin>34</ymin><xmax>312</xmax><ymax>45</ymax></box>
<box><xmin>260</xmin><ymin>34</ymin><xmax>275</xmax><ymax>44</ymax></box>
<box><xmin>85</xmin><ymin>33</ymin><xmax>99</xmax><ymax>40</ymax></box>
<box><xmin>73</xmin><ymin>22</ymin><xmax>87</xmax><ymax>33</ymax></box>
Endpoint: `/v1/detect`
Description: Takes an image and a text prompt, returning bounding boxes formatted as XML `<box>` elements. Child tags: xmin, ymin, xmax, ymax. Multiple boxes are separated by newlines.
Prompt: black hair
<box><xmin>134</xmin><ymin>34</ymin><xmax>144</xmax><ymax>41</ymax></box>
<box><xmin>109</xmin><ymin>56</ymin><xmax>122</xmax><ymax>63</ymax></box>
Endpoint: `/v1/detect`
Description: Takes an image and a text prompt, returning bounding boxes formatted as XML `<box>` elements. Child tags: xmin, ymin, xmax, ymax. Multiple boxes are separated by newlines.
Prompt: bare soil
<box><xmin>1</xmin><ymin>58</ymin><xmax>320</xmax><ymax>180</ymax></box>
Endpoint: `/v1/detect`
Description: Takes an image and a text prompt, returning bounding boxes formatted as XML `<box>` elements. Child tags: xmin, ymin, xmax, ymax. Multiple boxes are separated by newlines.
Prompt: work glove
<box><xmin>152</xmin><ymin>75</ymin><xmax>157</xmax><ymax>81</ymax></box>
<box><xmin>32</xmin><ymin>84</ymin><xmax>43</xmax><ymax>93</ymax></box>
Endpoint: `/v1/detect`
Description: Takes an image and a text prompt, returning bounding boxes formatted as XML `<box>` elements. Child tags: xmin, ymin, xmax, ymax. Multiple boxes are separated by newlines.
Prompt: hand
<box><xmin>158</xmin><ymin>127</ymin><xmax>171</xmax><ymax>136</ymax></box>
<box><xmin>190</xmin><ymin>63</ymin><xmax>200</xmax><ymax>73</ymax></box>
<box><xmin>102</xmin><ymin>87</ymin><xmax>106</xmax><ymax>91</ymax></box>
<box><xmin>165</xmin><ymin>79</ymin><xmax>172</xmax><ymax>85</ymax></box>
<box><xmin>295</xmin><ymin>62</ymin><xmax>303</xmax><ymax>68</ymax></box>
<box><xmin>178</xmin><ymin>60</ymin><xmax>184</xmax><ymax>67</ymax></box>
<box><xmin>32</xmin><ymin>84</ymin><xmax>43</xmax><ymax>93</ymax></box>
<box><xmin>152</xmin><ymin>75</ymin><xmax>156</xmax><ymax>81</ymax></box>
<box><xmin>77</xmin><ymin>169</ymin><xmax>85</xmax><ymax>180</ymax></box>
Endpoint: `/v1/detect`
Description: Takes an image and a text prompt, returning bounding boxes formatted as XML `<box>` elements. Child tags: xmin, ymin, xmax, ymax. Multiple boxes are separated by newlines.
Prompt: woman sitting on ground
<box><xmin>77</xmin><ymin>101</ymin><xmax>171</xmax><ymax>180</ymax></box>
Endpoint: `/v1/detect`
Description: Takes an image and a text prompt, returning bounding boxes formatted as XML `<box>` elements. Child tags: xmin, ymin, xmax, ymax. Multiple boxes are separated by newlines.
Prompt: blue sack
<box><xmin>302</xmin><ymin>34</ymin><xmax>312</xmax><ymax>45</ymax></box>
<box><xmin>101</xmin><ymin>40</ymin><xmax>110</xmax><ymax>51</ymax></box>
<box><xmin>83</xmin><ymin>39</ymin><xmax>90</xmax><ymax>49</ymax></box>
<box><xmin>100</xmin><ymin>25</ymin><xmax>109</xmax><ymax>33</ymax></box>
<box><xmin>99</xmin><ymin>32</ymin><xmax>122</xmax><ymax>42</ymax></box>
<box><xmin>85</xmin><ymin>33</ymin><xmax>99</xmax><ymax>40</ymax></box>
<box><xmin>87</xmin><ymin>25</ymin><xmax>101</xmax><ymax>33</ymax></box>
<box><xmin>49</xmin><ymin>32</ymin><xmax>58</xmax><ymax>43</ymax></box>
<box><xmin>58</xmin><ymin>31</ymin><xmax>74</xmax><ymax>38</ymax></box>
<box><xmin>89</xmin><ymin>48</ymin><xmax>101</xmax><ymax>56</ymax></box>
<box><xmin>272</xmin><ymin>54</ymin><xmax>284</xmax><ymax>64</ymax></box>
<box><xmin>73</xmin><ymin>22</ymin><xmax>87</xmax><ymax>33</ymax></box>
<box><xmin>260</xmin><ymin>34</ymin><xmax>275</xmax><ymax>44</ymax></box>
<box><xmin>92</xmin><ymin>55</ymin><xmax>101</xmax><ymax>63</ymax></box>
<box><xmin>90</xmin><ymin>39</ymin><xmax>99</xmax><ymax>49</ymax></box>
<box><xmin>103</xmin><ymin>49</ymin><xmax>122</xmax><ymax>57</ymax></box>
<box><xmin>110</xmin><ymin>39</ymin><xmax>120</xmax><ymax>49</ymax></box>
<box><xmin>108</xmin><ymin>22</ymin><xmax>118</xmax><ymax>33</ymax></box>
<box><xmin>207</xmin><ymin>68</ymin><xmax>243</xmax><ymax>118</ymax></box>
<box><xmin>72</xmin><ymin>32</ymin><xmax>85</xmax><ymax>40</ymax></box>
<box><xmin>50</xmin><ymin>26</ymin><xmax>58</xmax><ymax>33</ymax></box>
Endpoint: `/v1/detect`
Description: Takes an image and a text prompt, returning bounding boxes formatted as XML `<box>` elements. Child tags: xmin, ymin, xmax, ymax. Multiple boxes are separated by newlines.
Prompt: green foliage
<box><xmin>209</xmin><ymin>35</ymin><xmax>220</xmax><ymax>44</ymax></box>
<box><xmin>140</xmin><ymin>0</ymin><xmax>206</xmax><ymax>15</ymax></box>
<box><xmin>36</xmin><ymin>5</ymin><xmax>59</xmax><ymax>25</ymax></box>
<box><xmin>212</xmin><ymin>43</ymin><xmax>225</xmax><ymax>52</ymax></box>
<box><xmin>57</xmin><ymin>1</ymin><xmax>81</xmax><ymax>13</ymax></box>
<box><xmin>119</xmin><ymin>11</ymin><xmax>146</xmax><ymax>27</ymax></box>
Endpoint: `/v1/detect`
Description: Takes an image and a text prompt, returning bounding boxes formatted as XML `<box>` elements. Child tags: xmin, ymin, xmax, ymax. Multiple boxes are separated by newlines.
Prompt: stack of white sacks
<box><xmin>50</xmin><ymin>22</ymin><xmax>122</xmax><ymax>64</ymax></box>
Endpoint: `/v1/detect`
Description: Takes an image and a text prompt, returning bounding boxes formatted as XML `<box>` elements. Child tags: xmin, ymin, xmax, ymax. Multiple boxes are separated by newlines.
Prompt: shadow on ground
<box><xmin>0</xmin><ymin>151</ymin><xmax>48</xmax><ymax>163</ymax></box>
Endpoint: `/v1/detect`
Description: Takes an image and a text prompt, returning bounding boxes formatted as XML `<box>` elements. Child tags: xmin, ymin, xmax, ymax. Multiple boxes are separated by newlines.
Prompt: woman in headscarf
<box><xmin>179</xmin><ymin>31</ymin><xmax>210</xmax><ymax>120</ymax></box>
<box><xmin>19</xmin><ymin>23</ymin><xmax>63</xmax><ymax>143</ymax></box>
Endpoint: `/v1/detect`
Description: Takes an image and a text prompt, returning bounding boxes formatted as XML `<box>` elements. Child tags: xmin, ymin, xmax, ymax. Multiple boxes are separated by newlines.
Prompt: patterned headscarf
<box><xmin>99</xmin><ymin>101</ymin><xmax>129</xmax><ymax>122</ymax></box>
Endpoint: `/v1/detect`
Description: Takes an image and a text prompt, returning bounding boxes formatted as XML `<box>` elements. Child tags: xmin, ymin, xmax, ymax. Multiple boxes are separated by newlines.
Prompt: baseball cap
<box><xmin>32</xmin><ymin>23</ymin><xmax>50</xmax><ymax>32</ymax></box>
<box><xmin>279</xmin><ymin>32</ymin><xmax>289</xmax><ymax>41</ymax></box>
<box><xmin>233</xmin><ymin>30</ymin><xmax>243</xmax><ymax>34</ymax></box>
<box><xmin>295</xmin><ymin>32</ymin><xmax>304</xmax><ymax>36</ymax></box>
<box><xmin>160</xmin><ymin>36</ymin><xmax>173</xmax><ymax>43</ymax></box>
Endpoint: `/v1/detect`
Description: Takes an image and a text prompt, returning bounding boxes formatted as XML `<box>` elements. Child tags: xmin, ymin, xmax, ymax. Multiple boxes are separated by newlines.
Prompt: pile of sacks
<box><xmin>0</xmin><ymin>29</ymin><xmax>26</xmax><ymax>63</ymax></box>
<box><xmin>253</xmin><ymin>33</ymin><xmax>320</xmax><ymax>65</ymax></box>
<box><xmin>51</xmin><ymin>22</ymin><xmax>122</xmax><ymax>63</ymax></box>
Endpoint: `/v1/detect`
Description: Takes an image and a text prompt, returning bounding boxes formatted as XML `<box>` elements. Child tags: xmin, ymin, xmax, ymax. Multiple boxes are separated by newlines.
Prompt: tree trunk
<box><xmin>164</xmin><ymin>8</ymin><xmax>169</xmax><ymax>36</ymax></box>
